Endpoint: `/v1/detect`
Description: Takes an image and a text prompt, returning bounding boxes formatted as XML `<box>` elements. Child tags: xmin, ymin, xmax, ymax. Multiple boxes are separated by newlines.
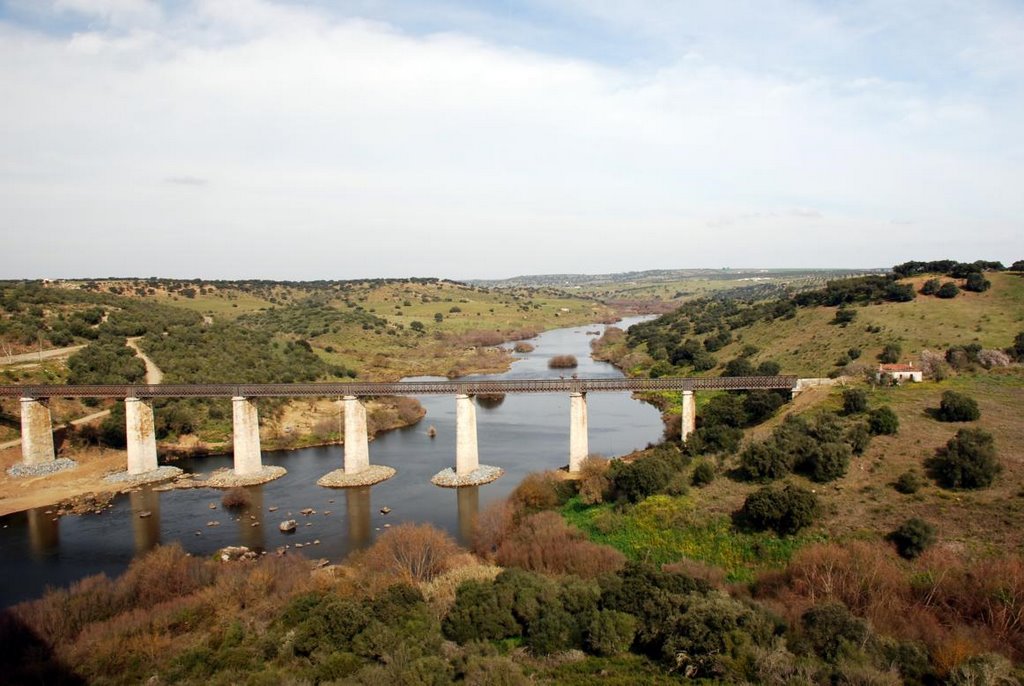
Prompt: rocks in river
<box><xmin>426</xmin><ymin>425</ymin><xmax>437</xmax><ymax>438</ymax></box>
<box><xmin>219</xmin><ymin>546</ymin><xmax>258</xmax><ymax>562</ymax></box>
<box><xmin>279</xmin><ymin>520</ymin><xmax>297</xmax><ymax>533</ymax></box>
<box><xmin>139</xmin><ymin>511</ymin><xmax>152</xmax><ymax>519</ymax></box>
<box><xmin>251</xmin><ymin>522</ymin><xmax>260</xmax><ymax>527</ymax></box>
<box><xmin>379</xmin><ymin>506</ymin><xmax>391</xmax><ymax>514</ymax></box>
<box><xmin>268</xmin><ymin>506</ymin><xmax>278</xmax><ymax>512</ymax></box>
<box><xmin>209</xmin><ymin>503</ymin><xmax>217</xmax><ymax>510</ymax></box>
<box><xmin>206</xmin><ymin>521</ymin><xmax>220</xmax><ymax>527</ymax></box>
<box><xmin>300</xmin><ymin>508</ymin><xmax>315</xmax><ymax>516</ymax></box>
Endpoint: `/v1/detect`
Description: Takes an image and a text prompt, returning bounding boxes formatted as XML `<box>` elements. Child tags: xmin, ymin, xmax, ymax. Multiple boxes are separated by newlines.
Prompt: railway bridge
<box><xmin>1</xmin><ymin>376</ymin><xmax>798</xmax><ymax>487</ymax></box>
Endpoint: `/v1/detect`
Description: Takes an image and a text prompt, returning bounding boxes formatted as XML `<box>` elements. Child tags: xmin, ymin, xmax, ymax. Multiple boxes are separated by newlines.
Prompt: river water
<box><xmin>0</xmin><ymin>317</ymin><xmax>661</xmax><ymax>606</ymax></box>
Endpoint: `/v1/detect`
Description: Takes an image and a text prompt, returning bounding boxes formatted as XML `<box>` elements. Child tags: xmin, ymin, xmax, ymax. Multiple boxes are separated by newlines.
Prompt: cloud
<box><xmin>0</xmin><ymin>0</ymin><xmax>1020</xmax><ymax>279</ymax></box>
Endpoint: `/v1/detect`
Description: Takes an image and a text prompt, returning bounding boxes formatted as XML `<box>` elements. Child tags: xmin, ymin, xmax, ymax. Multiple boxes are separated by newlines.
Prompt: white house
<box><xmin>877</xmin><ymin>363</ymin><xmax>923</xmax><ymax>383</ymax></box>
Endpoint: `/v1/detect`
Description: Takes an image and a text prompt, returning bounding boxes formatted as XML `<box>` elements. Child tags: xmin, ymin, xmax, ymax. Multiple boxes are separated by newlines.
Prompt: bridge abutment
<box><xmin>569</xmin><ymin>392</ymin><xmax>588</xmax><ymax>473</ymax></box>
<box><xmin>125</xmin><ymin>398</ymin><xmax>159</xmax><ymax>475</ymax></box>
<box><xmin>317</xmin><ymin>396</ymin><xmax>395</xmax><ymax>487</ymax></box>
<box><xmin>681</xmin><ymin>390</ymin><xmax>696</xmax><ymax>443</ymax></box>
<box><xmin>19</xmin><ymin>397</ymin><xmax>55</xmax><ymax>466</ymax></box>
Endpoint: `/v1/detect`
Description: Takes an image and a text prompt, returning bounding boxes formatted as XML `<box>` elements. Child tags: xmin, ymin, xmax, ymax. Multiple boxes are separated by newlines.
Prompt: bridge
<box><xmin>1</xmin><ymin>376</ymin><xmax>798</xmax><ymax>487</ymax></box>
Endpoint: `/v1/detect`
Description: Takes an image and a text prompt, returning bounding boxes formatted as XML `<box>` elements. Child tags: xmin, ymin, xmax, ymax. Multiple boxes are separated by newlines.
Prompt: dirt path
<box><xmin>0</xmin><ymin>410</ymin><xmax>112</xmax><ymax>451</ymax></box>
<box><xmin>126</xmin><ymin>337</ymin><xmax>164</xmax><ymax>384</ymax></box>
<box><xmin>0</xmin><ymin>344</ymin><xmax>86</xmax><ymax>367</ymax></box>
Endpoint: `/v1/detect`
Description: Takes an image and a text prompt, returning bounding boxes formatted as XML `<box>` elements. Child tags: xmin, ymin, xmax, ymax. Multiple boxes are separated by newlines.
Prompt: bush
<box><xmin>586</xmin><ymin>610</ymin><xmax>637</xmax><ymax>656</ymax></box>
<box><xmin>805</xmin><ymin>442</ymin><xmax>851</xmax><ymax>482</ymax></box>
<box><xmin>221</xmin><ymin>487</ymin><xmax>251</xmax><ymax>510</ymax></box>
<box><xmin>929</xmin><ymin>428</ymin><xmax>1000</xmax><ymax>489</ymax></box>
<box><xmin>845</xmin><ymin>422</ymin><xmax>871</xmax><ymax>455</ymax></box>
<box><xmin>920</xmin><ymin>278</ymin><xmax>941</xmax><ymax>295</ymax></box>
<box><xmin>513</xmin><ymin>341</ymin><xmax>534</xmax><ymax>353</ymax></box>
<box><xmin>868</xmin><ymin>406</ymin><xmax>899</xmax><ymax>435</ymax></box>
<box><xmin>509</xmin><ymin>472</ymin><xmax>562</xmax><ymax>512</ymax></box>
<box><xmin>442</xmin><ymin>581</ymin><xmax>519</xmax><ymax>643</ymax></box>
<box><xmin>842</xmin><ymin>388</ymin><xmax>868</xmax><ymax>415</ymax></box>
<box><xmin>800</xmin><ymin>602</ymin><xmax>868</xmax><ymax>663</ymax></box>
<box><xmin>936</xmin><ymin>391</ymin><xmax>981</xmax><ymax>422</ymax></box>
<box><xmin>878</xmin><ymin>342</ymin><xmax>902</xmax><ymax>364</ymax></box>
<box><xmin>756</xmin><ymin>360</ymin><xmax>781</xmax><ymax>376</ymax></box>
<box><xmin>893</xmin><ymin>471</ymin><xmax>922</xmax><ymax>494</ymax></box>
<box><xmin>740</xmin><ymin>442</ymin><xmax>793</xmax><ymax>482</ymax></box>
<box><xmin>723</xmin><ymin>357</ymin><xmax>754</xmax><ymax>377</ymax></box>
<box><xmin>963</xmin><ymin>272</ymin><xmax>991</xmax><ymax>293</ymax></box>
<box><xmin>495</xmin><ymin>512</ymin><xmax>625</xmax><ymax>578</ymax></box>
<box><xmin>889</xmin><ymin>518</ymin><xmax>936</xmax><ymax>559</ymax></box>
<box><xmin>548</xmin><ymin>355</ymin><xmax>578</xmax><ymax>369</ymax></box>
<box><xmin>691</xmin><ymin>461</ymin><xmax>716</xmax><ymax>487</ymax></box>
<box><xmin>833</xmin><ymin>308</ymin><xmax>857</xmax><ymax>325</ymax></box>
<box><xmin>848</xmin><ymin>347</ymin><xmax>862</xmax><ymax>360</ymax></box>
<box><xmin>936</xmin><ymin>282</ymin><xmax>960</xmax><ymax>299</ymax></box>
<box><xmin>739</xmin><ymin>483</ymin><xmax>819</xmax><ymax>536</ymax></box>
<box><xmin>610</xmin><ymin>456</ymin><xmax>675</xmax><ymax>503</ymax></box>
<box><xmin>360</xmin><ymin>523</ymin><xmax>459</xmax><ymax>583</ymax></box>
<box><xmin>743</xmin><ymin>390</ymin><xmax>784</xmax><ymax>424</ymax></box>
<box><xmin>577</xmin><ymin>457</ymin><xmax>611</xmax><ymax>505</ymax></box>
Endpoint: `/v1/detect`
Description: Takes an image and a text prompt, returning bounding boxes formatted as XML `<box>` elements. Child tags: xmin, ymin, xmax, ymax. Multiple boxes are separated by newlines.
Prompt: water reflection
<box><xmin>456</xmin><ymin>485</ymin><xmax>479</xmax><ymax>546</ymax></box>
<box><xmin>238</xmin><ymin>486</ymin><xmax>265</xmax><ymax>551</ymax></box>
<box><xmin>129</xmin><ymin>489</ymin><xmax>161</xmax><ymax>553</ymax></box>
<box><xmin>27</xmin><ymin>508</ymin><xmax>58</xmax><ymax>559</ymax></box>
<box><xmin>346</xmin><ymin>486</ymin><xmax>372</xmax><ymax>550</ymax></box>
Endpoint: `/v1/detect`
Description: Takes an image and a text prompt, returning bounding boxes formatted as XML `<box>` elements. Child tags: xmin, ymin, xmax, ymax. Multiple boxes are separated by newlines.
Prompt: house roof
<box><xmin>879</xmin><ymin>363</ymin><xmax>918</xmax><ymax>372</ymax></box>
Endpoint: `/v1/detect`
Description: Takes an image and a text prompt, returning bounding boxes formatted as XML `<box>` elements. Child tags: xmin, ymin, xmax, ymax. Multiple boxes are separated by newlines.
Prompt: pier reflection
<box><xmin>129</xmin><ymin>489</ymin><xmax>161</xmax><ymax>553</ymax></box>
<box><xmin>456</xmin><ymin>485</ymin><xmax>479</xmax><ymax>546</ymax></box>
<box><xmin>238</xmin><ymin>485</ymin><xmax>265</xmax><ymax>551</ymax></box>
<box><xmin>27</xmin><ymin>507</ymin><xmax>59</xmax><ymax>559</ymax></box>
<box><xmin>346</xmin><ymin>486</ymin><xmax>371</xmax><ymax>550</ymax></box>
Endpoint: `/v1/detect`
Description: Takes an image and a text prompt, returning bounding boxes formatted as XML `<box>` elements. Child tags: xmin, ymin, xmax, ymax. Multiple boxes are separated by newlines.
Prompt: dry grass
<box><xmin>495</xmin><ymin>511</ymin><xmax>626</xmax><ymax>578</ymax></box>
<box><xmin>548</xmin><ymin>355</ymin><xmax>578</xmax><ymax>369</ymax></box>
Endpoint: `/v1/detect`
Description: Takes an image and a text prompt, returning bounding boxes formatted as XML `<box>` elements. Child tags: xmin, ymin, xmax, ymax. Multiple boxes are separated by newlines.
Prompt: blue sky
<box><xmin>1</xmin><ymin>0</ymin><xmax>1021</xmax><ymax>278</ymax></box>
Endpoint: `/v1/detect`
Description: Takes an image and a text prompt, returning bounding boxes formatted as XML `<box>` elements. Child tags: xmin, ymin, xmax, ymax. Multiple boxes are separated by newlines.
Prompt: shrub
<box><xmin>221</xmin><ymin>487</ymin><xmax>251</xmax><ymax>510</ymax></box>
<box><xmin>879</xmin><ymin>342</ymin><xmax>902</xmax><ymax>364</ymax></box>
<box><xmin>691</xmin><ymin>461</ymin><xmax>716</xmax><ymax>487</ymax></box>
<box><xmin>548</xmin><ymin>355</ymin><xmax>578</xmax><ymax>369</ymax></box>
<box><xmin>963</xmin><ymin>272</ymin><xmax>991</xmax><ymax>293</ymax></box>
<box><xmin>833</xmin><ymin>308</ymin><xmax>857</xmax><ymax>325</ymax></box>
<box><xmin>936</xmin><ymin>391</ymin><xmax>980</xmax><ymax>422</ymax></box>
<box><xmin>1011</xmin><ymin>331</ymin><xmax>1024</xmax><ymax>361</ymax></box>
<box><xmin>740</xmin><ymin>442</ymin><xmax>793</xmax><ymax>482</ymax></box>
<box><xmin>936</xmin><ymin>282</ymin><xmax>960</xmax><ymax>299</ymax></box>
<box><xmin>929</xmin><ymin>428</ymin><xmax>1000</xmax><ymax>489</ymax></box>
<box><xmin>894</xmin><ymin>471</ymin><xmax>922</xmax><ymax>494</ymax></box>
<box><xmin>586</xmin><ymin>610</ymin><xmax>638</xmax><ymax>656</ymax></box>
<box><xmin>805</xmin><ymin>442</ymin><xmax>851</xmax><ymax>482</ymax></box>
<box><xmin>756</xmin><ymin>360</ymin><xmax>781</xmax><ymax>376</ymax></box>
<box><xmin>868</xmin><ymin>406</ymin><xmax>899</xmax><ymax>435</ymax></box>
<box><xmin>359</xmin><ymin>523</ymin><xmax>459</xmax><ymax>583</ymax></box>
<box><xmin>845</xmin><ymin>422</ymin><xmax>872</xmax><ymax>455</ymax></box>
<box><xmin>610</xmin><ymin>455</ymin><xmax>675</xmax><ymax>503</ymax></box>
<box><xmin>848</xmin><ymin>347</ymin><xmax>862</xmax><ymax>360</ymax></box>
<box><xmin>702</xmin><ymin>393</ymin><xmax>748</xmax><ymax>428</ymax></box>
<box><xmin>921</xmin><ymin>278</ymin><xmax>941</xmax><ymax>295</ymax></box>
<box><xmin>800</xmin><ymin>602</ymin><xmax>869</xmax><ymax>663</ymax></box>
<box><xmin>977</xmin><ymin>349</ymin><xmax>1011</xmax><ymax>368</ymax></box>
<box><xmin>889</xmin><ymin>518</ymin><xmax>936</xmax><ymax>559</ymax></box>
<box><xmin>739</xmin><ymin>483</ymin><xmax>819</xmax><ymax>536</ymax></box>
<box><xmin>512</xmin><ymin>341</ymin><xmax>534</xmax><ymax>353</ymax></box>
<box><xmin>842</xmin><ymin>388</ymin><xmax>868</xmax><ymax>415</ymax></box>
<box><xmin>660</xmin><ymin>592</ymin><xmax>775</xmax><ymax>675</ymax></box>
<box><xmin>743</xmin><ymin>390</ymin><xmax>784</xmax><ymax>424</ymax></box>
<box><xmin>577</xmin><ymin>457</ymin><xmax>611</xmax><ymax>505</ymax></box>
<box><xmin>442</xmin><ymin>580</ymin><xmax>519</xmax><ymax>643</ymax></box>
<box><xmin>495</xmin><ymin>512</ymin><xmax>625</xmax><ymax>578</ymax></box>
<box><xmin>509</xmin><ymin>472</ymin><xmax>561</xmax><ymax>512</ymax></box>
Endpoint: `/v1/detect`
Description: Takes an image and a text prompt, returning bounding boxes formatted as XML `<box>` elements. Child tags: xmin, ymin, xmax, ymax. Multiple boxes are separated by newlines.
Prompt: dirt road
<box><xmin>0</xmin><ymin>344</ymin><xmax>86</xmax><ymax>366</ymax></box>
<box><xmin>126</xmin><ymin>337</ymin><xmax>164</xmax><ymax>384</ymax></box>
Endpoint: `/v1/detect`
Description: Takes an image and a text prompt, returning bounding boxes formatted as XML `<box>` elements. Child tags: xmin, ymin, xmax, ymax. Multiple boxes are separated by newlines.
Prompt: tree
<box><xmin>722</xmin><ymin>357</ymin><xmax>754</xmax><ymax>377</ymax></box>
<box><xmin>1008</xmin><ymin>331</ymin><xmax>1024</xmax><ymax>361</ymax></box>
<box><xmin>868</xmin><ymin>406</ymin><xmax>899</xmax><ymax>435</ymax></box>
<box><xmin>936</xmin><ymin>282</ymin><xmax>960</xmax><ymax>299</ymax></box>
<box><xmin>434</xmin><ymin>312</ymin><xmax>444</xmax><ymax>323</ymax></box>
<box><xmin>756</xmin><ymin>360</ymin><xmax>781</xmax><ymax>376</ymax></box>
<box><xmin>889</xmin><ymin>518</ymin><xmax>936</xmax><ymax>559</ymax></box>
<box><xmin>842</xmin><ymin>388</ymin><xmax>868</xmax><ymax>415</ymax></box>
<box><xmin>410</xmin><ymin>321</ymin><xmax>425</xmax><ymax>332</ymax></box>
<box><xmin>920</xmin><ymin>278</ymin><xmax>941</xmax><ymax>295</ymax></box>
<box><xmin>691</xmin><ymin>461</ymin><xmax>715</xmax><ymax>487</ymax></box>
<box><xmin>740</xmin><ymin>441</ymin><xmax>793</xmax><ymax>482</ymax></box>
<box><xmin>964</xmin><ymin>272</ymin><xmax>991</xmax><ymax>292</ymax></box>
<box><xmin>738</xmin><ymin>483</ymin><xmax>819</xmax><ymax>536</ymax></box>
<box><xmin>929</xmin><ymin>428</ymin><xmax>1000</xmax><ymax>489</ymax></box>
<box><xmin>879</xmin><ymin>342</ymin><xmax>902</xmax><ymax>364</ymax></box>
<box><xmin>833</xmin><ymin>308</ymin><xmax>857</xmax><ymax>325</ymax></box>
<box><xmin>936</xmin><ymin>391</ymin><xmax>981</xmax><ymax>422</ymax></box>
<box><xmin>1010</xmin><ymin>260</ymin><xmax>1024</xmax><ymax>272</ymax></box>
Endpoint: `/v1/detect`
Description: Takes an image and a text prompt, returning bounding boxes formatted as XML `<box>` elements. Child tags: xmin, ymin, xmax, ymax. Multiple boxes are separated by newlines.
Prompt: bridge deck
<box><xmin>0</xmin><ymin>376</ymin><xmax>797</xmax><ymax>399</ymax></box>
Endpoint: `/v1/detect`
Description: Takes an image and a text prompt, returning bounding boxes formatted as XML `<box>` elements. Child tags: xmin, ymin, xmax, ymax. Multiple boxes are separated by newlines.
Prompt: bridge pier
<box><xmin>569</xmin><ymin>392</ymin><xmax>588</xmax><ymax>473</ymax></box>
<box><xmin>125</xmin><ymin>398</ymin><xmax>158</xmax><ymax>475</ymax></box>
<box><xmin>432</xmin><ymin>394</ymin><xmax>503</xmax><ymax>487</ymax></box>
<box><xmin>317</xmin><ymin>396</ymin><xmax>395</xmax><ymax>487</ymax></box>
<box><xmin>681</xmin><ymin>390</ymin><xmax>696</xmax><ymax>443</ymax></box>
<box><xmin>20</xmin><ymin>397</ymin><xmax>55</xmax><ymax>466</ymax></box>
<box><xmin>207</xmin><ymin>397</ymin><xmax>286</xmax><ymax>486</ymax></box>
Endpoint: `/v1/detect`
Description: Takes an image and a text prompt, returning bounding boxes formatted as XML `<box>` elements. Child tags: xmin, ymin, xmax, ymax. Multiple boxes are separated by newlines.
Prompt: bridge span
<box><xmin>1</xmin><ymin>376</ymin><xmax>798</xmax><ymax>488</ymax></box>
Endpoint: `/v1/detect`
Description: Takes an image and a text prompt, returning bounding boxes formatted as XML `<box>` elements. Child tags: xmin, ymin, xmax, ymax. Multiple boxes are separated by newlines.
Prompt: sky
<box><xmin>1</xmin><ymin>0</ymin><xmax>1022</xmax><ymax>280</ymax></box>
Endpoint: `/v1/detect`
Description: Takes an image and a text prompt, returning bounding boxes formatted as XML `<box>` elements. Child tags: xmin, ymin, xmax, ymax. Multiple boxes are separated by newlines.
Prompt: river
<box><xmin>0</xmin><ymin>317</ymin><xmax>662</xmax><ymax>606</ymax></box>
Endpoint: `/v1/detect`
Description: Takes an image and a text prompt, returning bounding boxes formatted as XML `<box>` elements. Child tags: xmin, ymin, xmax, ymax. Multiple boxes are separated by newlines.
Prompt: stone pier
<box><xmin>318</xmin><ymin>396</ymin><xmax>395</xmax><ymax>487</ymax></box>
<box><xmin>432</xmin><ymin>394</ymin><xmax>503</xmax><ymax>487</ymax></box>
<box><xmin>569</xmin><ymin>392</ymin><xmax>589</xmax><ymax>473</ymax></box>
<box><xmin>126</xmin><ymin>398</ymin><xmax>158</xmax><ymax>475</ymax></box>
<box><xmin>206</xmin><ymin>397</ymin><xmax>285</xmax><ymax>487</ymax></box>
<box><xmin>681</xmin><ymin>390</ymin><xmax>696</xmax><ymax>442</ymax></box>
<box><xmin>20</xmin><ymin>398</ymin><xmax>55</xmax><ymax>466</ymax></box>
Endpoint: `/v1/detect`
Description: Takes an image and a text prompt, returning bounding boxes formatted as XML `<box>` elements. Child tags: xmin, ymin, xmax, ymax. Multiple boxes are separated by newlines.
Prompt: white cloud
<box><xmin>0</xmin><ymin>0</ymin><xmax>1020</xmax><ymax>279</ymax></box>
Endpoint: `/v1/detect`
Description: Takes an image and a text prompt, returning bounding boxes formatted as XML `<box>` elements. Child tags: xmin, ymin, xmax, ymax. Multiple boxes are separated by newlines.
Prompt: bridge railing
<box><xmin>0</xmin><ymin>376</ymin><xmax>798</xmax><ymax>399</ymax></box>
